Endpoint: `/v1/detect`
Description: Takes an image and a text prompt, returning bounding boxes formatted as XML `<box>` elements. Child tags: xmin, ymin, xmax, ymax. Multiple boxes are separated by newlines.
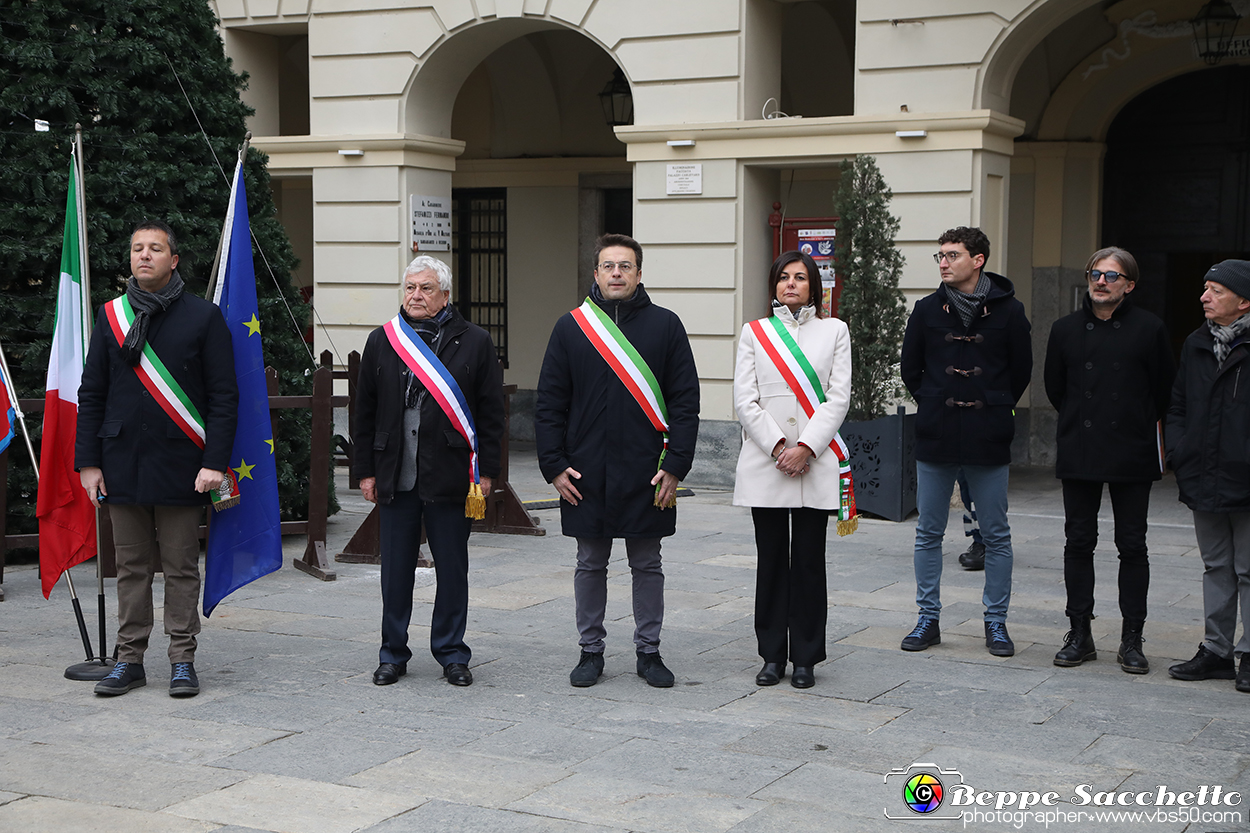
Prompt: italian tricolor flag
<box><xmin>36</xmin><ymin>148</ymin><xmax>97</xmax><ymax>599</ymax></box>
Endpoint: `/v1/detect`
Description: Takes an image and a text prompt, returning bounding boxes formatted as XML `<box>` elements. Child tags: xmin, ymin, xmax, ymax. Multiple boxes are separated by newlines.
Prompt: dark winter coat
<box><xmin>900</xmin><ymin>272</ymin><xmax>1033</xmax><ymax>466</ymax></box>
<box><xmin>535</xmin><ymin>285</ymin><xmax>700</xmax><ymax>539</ymax></box>
<box><xmin>1044</xmin><ymin>296</ymin><xmax>1174</xmax><ymax>482</ymax></box>
<box><xmin>76</xmin><ymin>291</ymin><xmax>238</xmax><ymax>506</ymax></box>
<box><xmin>353</xmin><ymin>306</ymin><xmax>504</xmax><ymax>505</ymax></box>
<box><xmin>1166</xmin><ymin>321</ymin><xmax>1250</xmax><ymax>513</ymax></box>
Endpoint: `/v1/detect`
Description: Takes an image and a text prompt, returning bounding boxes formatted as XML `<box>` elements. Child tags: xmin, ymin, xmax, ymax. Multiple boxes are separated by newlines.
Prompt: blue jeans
<box><xmin>914</xmin><ymin>462</ymin><xmax>1013</xmax><ymax>622</ymax></box>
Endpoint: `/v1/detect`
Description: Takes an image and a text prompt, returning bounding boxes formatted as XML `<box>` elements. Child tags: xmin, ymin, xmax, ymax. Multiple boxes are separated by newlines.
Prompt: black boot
<box><xmin>1117</xmin><ymin>622</ymin><xmax>1149</xmax><ymax>675</ymax></box>
<box><xmin>1053</xmin><ymin>615</ymin><xmax>1096</xmax><ymax>667</ymax></box>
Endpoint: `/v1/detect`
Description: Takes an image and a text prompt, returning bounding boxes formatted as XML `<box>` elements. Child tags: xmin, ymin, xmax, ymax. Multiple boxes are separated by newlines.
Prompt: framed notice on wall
<box><xmin>411</xmin><ymin>195</ymin><xmax>452</xmax><ymax>252</ymax></box>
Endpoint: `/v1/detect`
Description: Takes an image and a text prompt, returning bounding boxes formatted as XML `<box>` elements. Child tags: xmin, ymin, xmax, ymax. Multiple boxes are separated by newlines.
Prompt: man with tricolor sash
<box><xmin>354</xmin><ymin>256</ymin><xmax>504</xmax><ymax>688</ymax></box>
<box><xmin>899</xmin><ymin>226</ymin><xmax>1032</xmax><ymax>659</ymax></box>
<box><xmin>536</xmin><ymin>234</ymin><xmax>700</xmax><ymax>688</ymax></box>
<box><xmin>77</xmin><ymin>221</ymin><xmax>238</xmax><ymax>697</ymax></box>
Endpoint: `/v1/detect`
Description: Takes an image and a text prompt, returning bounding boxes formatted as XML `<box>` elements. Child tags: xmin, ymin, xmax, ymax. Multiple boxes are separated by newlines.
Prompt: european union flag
<box><xmin>204</xmin><ymin>161</ymin><xmax>282</xmax><ymax>616</ymax></box>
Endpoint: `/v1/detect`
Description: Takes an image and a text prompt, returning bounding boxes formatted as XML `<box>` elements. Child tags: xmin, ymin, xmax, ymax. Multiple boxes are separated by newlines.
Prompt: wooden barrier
<box><xmin>0</xmin><ymin>363</ymin><xmax>348</xmax><ymax>594</ymax></box>
<box><xmin>334</xmin><ymin>378</ymin><xmax>544</xmax><ymax>567</ymax></box>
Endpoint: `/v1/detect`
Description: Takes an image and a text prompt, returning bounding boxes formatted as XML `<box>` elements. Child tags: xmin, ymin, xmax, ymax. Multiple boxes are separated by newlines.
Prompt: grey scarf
<box><xmin>121</xmin><ymin>270</ymin><xmax>185</xmax><ymax>366</ymax></box>
<box><xmin>1208</xmin><ymin>313</ymin><xmax>1250</xmax><ymax>367</ymax></box>
<box><xmin>946</xmin><ymin>273</ymin><xmax>991</xmax><ymax>329</ymax></box>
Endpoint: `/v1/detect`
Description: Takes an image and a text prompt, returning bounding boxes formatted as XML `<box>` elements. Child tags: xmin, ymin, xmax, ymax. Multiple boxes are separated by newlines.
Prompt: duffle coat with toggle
<box><xmin>900</xmin><ymin>271</ymin><xmax>1033</xmax><ymax>466</ymax></box>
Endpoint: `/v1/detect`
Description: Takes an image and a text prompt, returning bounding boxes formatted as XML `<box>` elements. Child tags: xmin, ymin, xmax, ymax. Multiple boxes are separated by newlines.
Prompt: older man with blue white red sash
<box><xmin>536</xmin><ymin>234</ymin><xmax>700</xmax><ymax>689</ymax></box>
<box><xmin>354</xmin><ymin>256</ymin><xmax>504</xmax><ymax>688</ymax></box>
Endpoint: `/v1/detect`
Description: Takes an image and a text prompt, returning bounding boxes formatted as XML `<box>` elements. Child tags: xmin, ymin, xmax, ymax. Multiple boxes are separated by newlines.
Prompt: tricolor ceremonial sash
<box><xmin>383</xmin><ymin>315</ymin><xmax>485</xmax><ymax>519</ymax></box>
<box><xmin>105</xmin><ymin>297</ymin><xmax>207</xmax><ymax>449</ymax></box>
<box><xmin>571</xmin><ymin>299</ymin><xmax>674</xmax><ymax>508</ymax></box>
<box><xmin>748</xmin><ymin>315</ymin><xmax>858</xmax><ymax>535</ymax></box>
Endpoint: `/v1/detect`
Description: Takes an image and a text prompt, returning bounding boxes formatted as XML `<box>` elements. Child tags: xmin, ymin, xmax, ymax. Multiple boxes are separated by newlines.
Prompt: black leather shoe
<box><xmin>636</xmin><ymin>651</ymin><xmax>675</xmax><ymax>687</ymax></box>
<box><xmin>1237</xmin><ymin>654</ymin><xmax>1250</xmax><ymax>693</ymax></box>
<box><xmin>790</xmin><ymin>666</ymin><xmax>815</xmax><ymax>689</ymax></box>
<box><xmin>958</xmin><ymin>541</ymin><xmax>986</xmax><ymax>571</ymax></box>
<box><xmin>372</xmin><ymin>663</ymin><xmax>406</xmax><ymax>686</ymax></box>
<box><xmin>1169</xmin><ymin>644</ymin><xmax>1235</xmax><ymax>681</ymax></box>
<box><xmin>444</xmin><ymin>663</ymin><xmax>473</xmax><ymax>686</ymax></box>
<box><xmin>755</xmin><ymin>662</ymin><xmax>784</xmax><ymax>686</ymax></box>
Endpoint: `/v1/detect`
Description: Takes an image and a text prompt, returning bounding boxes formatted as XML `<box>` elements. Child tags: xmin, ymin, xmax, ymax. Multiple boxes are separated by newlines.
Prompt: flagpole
<box><xmin>0</xmin><ymin>341</ymin><xmax>41</xmax><ymax>480</ymax></box>
<box><xmin>62</xmin><ymin>127</ymin><xmax>115</xmax><ymax>681</ymax></box>
<box><xmin>207</xmin><ymin>132</ymin><xmax>251</xmax><ymax>302</ymax></box>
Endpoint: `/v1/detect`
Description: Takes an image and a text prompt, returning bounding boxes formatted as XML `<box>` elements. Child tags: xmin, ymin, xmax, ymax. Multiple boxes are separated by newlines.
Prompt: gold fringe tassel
<box><xmin>465</xmin><ymin>482</ymin><xmax>486</xmax><ymax>520</ymax></box>
<box><xmin>210</xmin><ymin>495</ymin><xmax>241</xmax><ymax>512</ymax></box>
<box><xmin>836</xmin><ymin>515</ymin><xmax>858</xmax><ymax>537</ymax></box>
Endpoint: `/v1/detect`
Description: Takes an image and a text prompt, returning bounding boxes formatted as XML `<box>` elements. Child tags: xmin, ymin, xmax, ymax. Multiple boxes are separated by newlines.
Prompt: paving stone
<box><xmin>507</xmin><ymin>772</ymin><xmax>768</xmax><ymax>833</ymax></box>
<box><xmin>346</xmin><ymin>749</ymin><xmax>570</xmax><ymax>808</ymax></box>
<box><xmin>575</xmin><ymin>702</ymin><xmax>767</xmax><ymax>745</ymax></box>
<box><xmin>164</xmin><ymin>773</ymin><xmax>416</xmax><ymax>833</ymax></box>
<box><xmin>213</xmin><ymin>727</ymin><xmax>416</xmax><ymax>781</ymax></box>
<box><xmin>0</xmin><ymin>791</ymin><xmax>22</xmax><ymax>806</ymax></box>
<box><xmin>0</xmin><ymin>795</ymin><xmax>218</xmax><ymax>833</ymax></box>
<box><xmin>0</xmin><ymin>740</ymin><xmax>245</xmax><ymax>811</ymax></box>
<box><xmin>713</xmin><ymin>687</ymin><xmax>907</xmax><ymax>732</ymax></box>
<box><xmin>461</xmin><ymin>720</ymin><xmax>627</xmax><ymax>768</ymax></box>
<box><xmin>572</xmin><ymin>737</ymin><xmax>797</xmax><ymax>796</ymax></box>
<box><xmin>1073</xmin><ymin>735</ymin><xmax>1250</xmax><ymax>784</ymax></box>
<box><xmin>14</xmin><ymin>711</ymin><xmax>288</xmax><ymax>765</ymax></box>
<box><xmin>359</xmin><ymin>799</ymin><xmax>620</xmax><ymax>833</ymax></box>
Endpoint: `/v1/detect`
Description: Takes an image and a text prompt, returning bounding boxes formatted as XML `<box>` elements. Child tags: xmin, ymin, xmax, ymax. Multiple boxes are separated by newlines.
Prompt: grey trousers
<box><xmin>574</xmin><ymin>537</ymin><xmax>664</xmax><ymax>654</ymax></box>
<box><xmin>1192</xmin><ymin>510</ymin><xmax>1250</xmax><ymax>659</ymax></box>
<box><xmin>109</xmin><ymin>503</ymin><xmax>204</xmax><ymax>664</ymax></box>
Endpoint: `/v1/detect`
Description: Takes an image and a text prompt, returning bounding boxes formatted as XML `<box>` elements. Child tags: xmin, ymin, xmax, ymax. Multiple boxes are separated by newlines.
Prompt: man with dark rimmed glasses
<box><xmin>1044</xmin><ymin>247</ymin><xmax>1174</xmax><ymax>675</ymax></box>
<box><xmin>899</xmin><ymin>226</ymin><xmax>1032</xmax><ymax>658</ymax></box>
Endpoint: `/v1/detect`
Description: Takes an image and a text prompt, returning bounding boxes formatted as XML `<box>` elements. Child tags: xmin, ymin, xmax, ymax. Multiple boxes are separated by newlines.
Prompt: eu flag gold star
<box><xmin>265</xmin><ymin>439</ymin><xmax>275</xmax><ymax>454</ymax></box>
<box><xmin>243</xmin><ymin>314</ymin><xmax>261</xmax><ymax>336</ymax></box>
<box><xmin>233</xmin><ymin>459</ymin><xmax>256</xmax><ymax>481</ymax></box>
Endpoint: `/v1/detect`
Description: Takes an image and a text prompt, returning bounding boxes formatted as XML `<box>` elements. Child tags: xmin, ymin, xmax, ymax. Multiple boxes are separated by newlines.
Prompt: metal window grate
<box><xmin>452</xmin><ymin>189</ymin><xmax>508</xmax><ymax>367</ymax></box>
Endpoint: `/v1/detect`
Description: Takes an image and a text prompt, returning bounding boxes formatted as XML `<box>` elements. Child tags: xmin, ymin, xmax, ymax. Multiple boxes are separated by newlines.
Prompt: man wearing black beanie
<box><xmin>1166</xmin><ymin>259</ymin><xmax>1250</xmax><ymax>693</ymax></box>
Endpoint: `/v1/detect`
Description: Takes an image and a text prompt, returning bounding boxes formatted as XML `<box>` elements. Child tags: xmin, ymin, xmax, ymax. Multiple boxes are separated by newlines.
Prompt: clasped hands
<box><xmin>772</xmin><ymin>440</ymin><xmax>813</xmax><ymax>478</ymax></box>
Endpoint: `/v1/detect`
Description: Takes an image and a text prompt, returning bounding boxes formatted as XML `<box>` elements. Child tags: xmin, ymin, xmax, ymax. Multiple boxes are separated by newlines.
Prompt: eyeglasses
<box><xmin>933</xmin><ymin>251</ymin><xmax>964</xmax><ymax>264</ymax></box>
<box><xmin>1088</xmin><ymin>269</ymin><xmax>1127</xmax><ymax>284</ymax></box>
<box><xmin>597</xmin><ymin>261</ymin><xmax>636</xmax><ymax>274</ymax></box>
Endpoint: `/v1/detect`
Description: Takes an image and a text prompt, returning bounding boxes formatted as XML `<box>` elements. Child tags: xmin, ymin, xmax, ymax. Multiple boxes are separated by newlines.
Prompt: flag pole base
<box><xmin>64</xmin><ymin>658</ymin><xmax>115</xmax><ymax>681</ymax></box>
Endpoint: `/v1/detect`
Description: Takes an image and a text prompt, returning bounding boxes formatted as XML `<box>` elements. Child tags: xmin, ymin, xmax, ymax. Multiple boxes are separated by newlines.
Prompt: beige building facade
<box><xmin>213</xmin><ymin>0</ymin><xmax>1250</xmax><ymax>480</ymax></box>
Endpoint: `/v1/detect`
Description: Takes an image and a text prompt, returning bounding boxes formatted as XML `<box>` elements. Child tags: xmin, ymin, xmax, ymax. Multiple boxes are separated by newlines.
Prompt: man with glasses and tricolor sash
<box><xmin>354</xmin><ymin>256</ymin><xmax>504</xmax><ymax>688</ymax></box>
<box><xmin>78</xmin><ymin>221</ymin><xmax>238</xmax><ymax>698</ymax></box>
<box><xmin>536</xmin><ymin>234</ymin><xmax>700</xmax><ymax>688</ymax></box>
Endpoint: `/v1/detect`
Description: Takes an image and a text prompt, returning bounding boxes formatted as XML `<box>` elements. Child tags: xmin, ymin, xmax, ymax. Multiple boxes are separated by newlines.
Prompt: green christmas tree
<box><xmin>0</xmin><ymin>0</ymin><xmax>333</xmax><ymax>538</ymax></box>
<box><xmin>833</xmin><ymin>155</ymin><xmax>909</xmax><ymax>421</ymax></box>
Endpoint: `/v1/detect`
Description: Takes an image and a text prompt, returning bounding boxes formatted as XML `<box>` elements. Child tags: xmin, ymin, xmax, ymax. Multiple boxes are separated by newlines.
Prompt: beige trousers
<box><xmin>109</xmin><ymin>504</ymin><xmax>203</xmax><ymax>664</ymax></box>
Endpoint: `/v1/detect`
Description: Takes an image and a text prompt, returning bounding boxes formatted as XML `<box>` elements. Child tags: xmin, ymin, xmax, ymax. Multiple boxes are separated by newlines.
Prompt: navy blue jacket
<box><xmin>353</xmin><ymin>306</ymin><xmax>504</xmax><ymax>505</ymax></box>
<box><xmin>535</xmin><ymin>285</ymin><xmax>700</xmax><ymax>539</ymax></box>
<box><xmin>76</xmin><ymin>290</ymin><xmax>238</xmax><ymax>506</ymax></box>
<box><xmin>900</xmin><ymin>272</ymin><xmax>1032</xmax><ymax>466</ymax></box>
<box><xmin>1167</xmin><ymin>323</ymin><xmax>1250</xmax><ymax>513</ymax></box>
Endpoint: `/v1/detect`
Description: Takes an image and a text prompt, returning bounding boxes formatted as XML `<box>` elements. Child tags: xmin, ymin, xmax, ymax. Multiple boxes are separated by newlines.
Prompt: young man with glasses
<box><xmin>536</xmin><ymin>233</ymin><xmax>700</xmax><ymax>688</ymax></box>
<box><xmin>1044</xmin><ymin>247</ymin><xmax>1174</xmax><ymax>674</ymax></box>
<box><xmin>899</xmin><ymin>227</ymin><xmax>1032</xmax><ymax>657</ymax></box>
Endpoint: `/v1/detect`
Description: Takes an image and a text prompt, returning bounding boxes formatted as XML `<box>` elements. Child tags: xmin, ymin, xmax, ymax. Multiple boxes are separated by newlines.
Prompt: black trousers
<box><xmin>751</xmin><ymin>507</ymin><xmax>829</xmax><ymax>666</ymax></box>
<box><xmin>1061</xmin><ymin>479</ymin><xmax>1152</xmax><ymax>624</ymax></box>
<box><xmin>379</xmin><ymin>488</ymin><xmax>472</xmax><ymax>668</ymax></box>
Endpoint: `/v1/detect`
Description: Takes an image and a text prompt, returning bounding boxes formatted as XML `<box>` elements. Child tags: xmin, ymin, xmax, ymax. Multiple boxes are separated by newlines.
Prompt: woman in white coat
<box><xmin>733</xmin><ymin>251</ymin><xmax>852</xmax><ymax>688</ymax></box>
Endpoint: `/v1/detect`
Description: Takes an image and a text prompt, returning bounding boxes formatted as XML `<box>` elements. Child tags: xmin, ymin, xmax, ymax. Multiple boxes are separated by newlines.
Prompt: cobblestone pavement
<box><xmin>1</xmin><ymin>446</ymin><xmax>1247</xmax><ymax>832</ymax></box>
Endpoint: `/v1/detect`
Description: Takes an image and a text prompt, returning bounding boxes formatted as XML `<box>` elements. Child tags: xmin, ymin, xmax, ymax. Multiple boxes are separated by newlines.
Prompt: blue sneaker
<box><xmin>901</xmin><ymin>617</ymin><xmax>941</xmax><ymax>651</ymax></box>
<box><xmin>985</xmin><ymin>621</ymin><xmax>1015</xmax><ymax>657</ymax></box>
<box><xmin>94</xmin><ymin>661</ymin><xmax>146</xmax><ymax>696</ymax></box>
<box><xmin>169</xmin><ymin>662</ymin><xmax>200</xmax><ymax>697</ymax></box>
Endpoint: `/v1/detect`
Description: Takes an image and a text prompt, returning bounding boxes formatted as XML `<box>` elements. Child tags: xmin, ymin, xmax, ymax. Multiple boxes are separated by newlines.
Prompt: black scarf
<box><xmin>121</xmin><ymin>270</ymin><xmax>185</xmax><ymax>366</ymax></box>
<box><xmin>399</xmin><ymin>304</ymin><xmax>454</xmax><ymax>408</ymax></box>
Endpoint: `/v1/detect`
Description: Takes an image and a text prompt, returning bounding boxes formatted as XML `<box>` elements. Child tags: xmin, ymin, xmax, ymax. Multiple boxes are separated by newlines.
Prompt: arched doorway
<box><xmin>1102</xmin><ymin>65</ymin><xmax>1250</xmax><ymax>352</ymax></box>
